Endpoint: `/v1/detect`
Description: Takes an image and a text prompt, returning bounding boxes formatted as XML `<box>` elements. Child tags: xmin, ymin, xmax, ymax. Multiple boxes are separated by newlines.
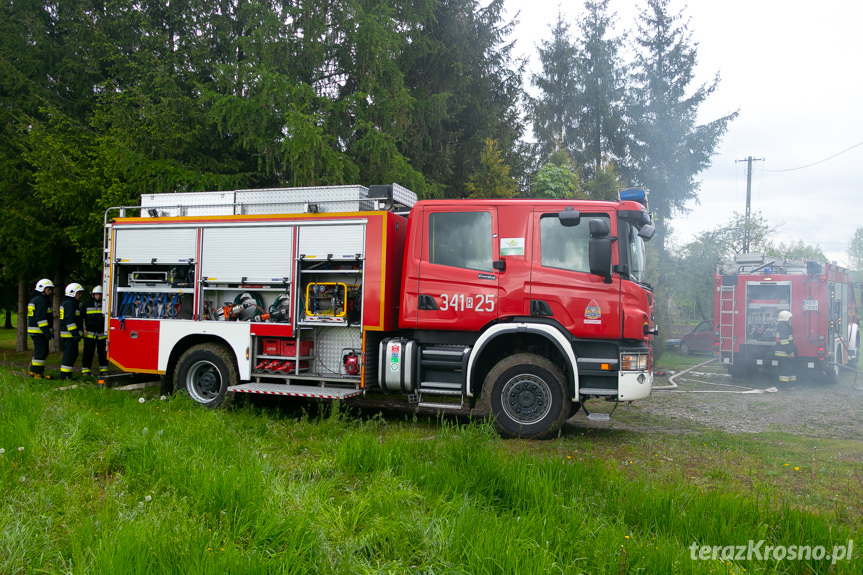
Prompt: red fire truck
<box><xmin>103</xmin><ymin>184</ymin><xmax>657</xmax><ymax>438</ymax></box>
<box><xmin>715</xmin><ymin>253</ymin><xmax>859</xmax><ymax>381</ymax></box>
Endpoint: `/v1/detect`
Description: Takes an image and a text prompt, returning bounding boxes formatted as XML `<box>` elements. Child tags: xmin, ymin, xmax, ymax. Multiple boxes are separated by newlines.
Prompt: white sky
<box><xmin>506</xmin><ymin>0</ymin><xmax>863</xmax><ymax>266</ymax></box>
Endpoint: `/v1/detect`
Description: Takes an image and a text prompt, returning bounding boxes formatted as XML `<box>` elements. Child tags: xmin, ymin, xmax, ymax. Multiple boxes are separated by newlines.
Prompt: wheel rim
<box><xmin>186</xmin><ymin>360</ymin><xmax>222</xmax><ymax>403</ymax></box>
<box><xmin>501</xmin><ymin>374</ymin><xmax>552</xmax><ymax>425</ymax></box>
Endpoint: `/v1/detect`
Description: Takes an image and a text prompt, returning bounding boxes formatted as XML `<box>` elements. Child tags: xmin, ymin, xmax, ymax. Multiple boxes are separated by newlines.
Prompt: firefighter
<box><xmin>81</xmin><ymin>285</ymin><xmax>108</xmax><ymax>378</ymax></box>
<box><xmin>774</xmin><ymin>310</ymin><xmax>796</xmax><ymax>384</ymax></box>
<box><xmin>27</xmin><ymin>278</ymin><xmax>55</xmax><ymax>379</ymax></box>
<box><xmin>59</xmin><ymin>283</ymin><xmax>85</xmax><ymax>380</ymax></box>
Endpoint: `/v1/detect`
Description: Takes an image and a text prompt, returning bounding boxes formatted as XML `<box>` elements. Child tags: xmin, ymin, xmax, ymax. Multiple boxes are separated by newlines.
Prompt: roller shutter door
<box><xmin>201</xmin><ymin>225</ymin><xmax>294</xmax><ymax>283</ymax></box>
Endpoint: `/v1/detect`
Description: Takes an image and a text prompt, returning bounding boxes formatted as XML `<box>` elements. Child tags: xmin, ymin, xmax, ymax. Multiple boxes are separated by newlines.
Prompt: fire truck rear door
<box><xmin>413</xmin><ymin>206</ymin><xmax>500</xmax><ymax>331</ymax></box>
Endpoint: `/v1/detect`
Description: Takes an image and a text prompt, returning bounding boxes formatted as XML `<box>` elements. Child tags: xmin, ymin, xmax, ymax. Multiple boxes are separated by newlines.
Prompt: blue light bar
<box><xmin>619</xmin><ymin>188</ymin><xmax>646</xmax><ymax>202</ymax></box>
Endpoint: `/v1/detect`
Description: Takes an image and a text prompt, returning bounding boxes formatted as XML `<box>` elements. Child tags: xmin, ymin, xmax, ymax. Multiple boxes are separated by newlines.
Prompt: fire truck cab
<box><xmin>103</xmin><ymin>184</ymin><xmax>657</xmax><ymax>438</ymax></box>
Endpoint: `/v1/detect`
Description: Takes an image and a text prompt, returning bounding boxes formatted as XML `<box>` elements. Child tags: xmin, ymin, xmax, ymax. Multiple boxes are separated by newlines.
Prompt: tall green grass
<box><xmin>0</xmin><ymin>371</ymin><xmax>858</xmax><ymax>574</ymax></box>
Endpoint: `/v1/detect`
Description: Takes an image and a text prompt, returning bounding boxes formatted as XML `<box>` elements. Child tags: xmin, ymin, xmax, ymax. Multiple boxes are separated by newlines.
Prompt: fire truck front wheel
<box><xmin>176</xmin><ymin>343</ymin><xmax>237</xmax><ymax>408</ymax></box>
<box><xmin>481</xmin><ymin>353</ymin><xmax>569</xmax><ymax>439</ymax></box>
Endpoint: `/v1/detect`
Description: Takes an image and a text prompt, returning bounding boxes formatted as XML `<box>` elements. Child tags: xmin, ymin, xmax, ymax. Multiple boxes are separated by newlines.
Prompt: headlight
<box><xmin>620</xmin><ymin>353</ymin><xmax>648</xmax><ymax>371</ymax></box>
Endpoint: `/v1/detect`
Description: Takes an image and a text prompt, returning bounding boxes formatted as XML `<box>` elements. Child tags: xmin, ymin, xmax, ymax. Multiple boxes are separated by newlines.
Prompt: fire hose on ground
<box><xmin>653</xmin><ymin>356</ymin><xmax>863</xmax><ymax>393</ymax></box>
<box><xmin>652</xmin><ymin>357</ymin><xmax>777</xmax><ymax>394</ymax></box>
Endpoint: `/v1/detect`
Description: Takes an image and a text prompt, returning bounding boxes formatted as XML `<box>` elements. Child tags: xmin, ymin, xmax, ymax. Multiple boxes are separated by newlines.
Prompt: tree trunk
<box><xmin>16</xmin><ymin>278</ymin><xmax>27</xmax><ymax>352</ymax></box>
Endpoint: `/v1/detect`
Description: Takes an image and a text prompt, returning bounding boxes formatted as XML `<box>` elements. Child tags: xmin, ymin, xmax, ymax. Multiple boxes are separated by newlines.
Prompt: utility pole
<box><xmin>735</xmin><ymin>156</ymin><xmax>764</xmax><ymax>253</ymax></box>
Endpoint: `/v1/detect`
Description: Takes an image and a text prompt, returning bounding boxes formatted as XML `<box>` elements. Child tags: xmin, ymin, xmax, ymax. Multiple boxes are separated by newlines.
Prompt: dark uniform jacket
<box><xmin>60</xmin><ymin>296</ymin><xmax>82</xmax><ymax>340</ymax></box>
<box><xmin>774</xmin><ymin>321</ymin><xmax>796</xmax><ymax>357</ymax></box>
<box><xmin>83</xmin><ymin>298</ymin><xmax>107</xmax><ymax>339</ymax></box>
<box><xmin>27</xmin><ymin>292</ymin><xmax>53</xmax><ymax>338</ymax></box>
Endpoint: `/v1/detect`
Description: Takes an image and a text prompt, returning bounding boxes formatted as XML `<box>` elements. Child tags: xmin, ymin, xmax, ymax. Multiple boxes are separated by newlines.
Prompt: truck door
<box><xmin>529</xmin><ymin>210</ymin><xmax>621</xmax><ymax>339</ymax></box>
<box><xmin>413</xmin><ymin>207</ymin><xmax>500</xmax><ymax>331</ymax></box>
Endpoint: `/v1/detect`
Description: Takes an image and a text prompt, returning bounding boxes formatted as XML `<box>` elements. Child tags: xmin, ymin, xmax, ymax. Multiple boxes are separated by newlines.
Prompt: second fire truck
<box><xmin>715</xmin><ymin>253</ymin><xmax>859</xmax><ymax>382</ymax></box>
<box><xmin>103</xmin><ymin>184</ymin><xmax>657</xmax><ymax>438</ymax></box>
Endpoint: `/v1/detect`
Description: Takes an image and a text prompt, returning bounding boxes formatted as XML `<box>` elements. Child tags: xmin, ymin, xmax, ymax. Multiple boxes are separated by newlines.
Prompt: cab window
<box><xmin>540</xmin><ymin>214</ymin><xmax>610</xmax><ymax>273</ymax></box>
<box><xmin>428</xmin><ymin>211</ymin><xmax>493</xmax><ymax>272</ymax></box>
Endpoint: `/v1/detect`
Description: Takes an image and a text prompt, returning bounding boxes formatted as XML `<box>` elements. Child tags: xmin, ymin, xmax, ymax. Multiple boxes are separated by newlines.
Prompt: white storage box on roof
<box><xmin>140</xmin><ymin>184</ymin><xmax>416</xmax><ymax>217</ymax></box>
<box><xmin>140</xmin><ymin>190</ymin><xmax>237</xmax><ymax>217</ymax></box>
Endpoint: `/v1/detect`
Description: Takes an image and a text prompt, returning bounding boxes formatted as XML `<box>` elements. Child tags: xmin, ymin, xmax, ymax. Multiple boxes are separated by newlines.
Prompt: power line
<box><xmin>762</xmin><ymin>140</ymin><xmax>863</xmax><ymax>172</ymax></box>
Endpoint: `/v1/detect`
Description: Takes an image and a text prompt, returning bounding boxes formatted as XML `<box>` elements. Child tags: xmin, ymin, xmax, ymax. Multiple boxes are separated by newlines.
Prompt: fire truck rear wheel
<box><xmin>176</xmin><ymin>343</ymin><xmax>237</xmax><ymax>408</ymax></box>
<box><xmin>481</xmin><ymin>353</ymin><xmax>569</xmax><ymax>439</ymax></box>
<box><xmin>822</xmin><ymin>363</ymin><xmax>839</xmax><ymax>385</ymax></box>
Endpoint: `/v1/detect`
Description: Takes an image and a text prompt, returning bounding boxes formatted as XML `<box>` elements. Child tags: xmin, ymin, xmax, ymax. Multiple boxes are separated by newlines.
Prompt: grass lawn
<box><xmin>1</xmin><ymin>322</ymin><xmax>860</xmax><ymax>574</ymax></box>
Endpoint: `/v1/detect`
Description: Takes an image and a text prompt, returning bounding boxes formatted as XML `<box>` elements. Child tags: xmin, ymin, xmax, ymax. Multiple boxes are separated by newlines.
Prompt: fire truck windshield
<box><xmin>628</xmin><ymin>224</ymin><xmax>647</xmax><ymax>284</ymax></box>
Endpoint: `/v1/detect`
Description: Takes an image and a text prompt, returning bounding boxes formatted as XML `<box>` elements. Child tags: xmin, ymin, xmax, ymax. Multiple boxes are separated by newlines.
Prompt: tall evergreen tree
<box><xmin>573</xmin><ymin>0</ymin><xmax>626</xmax><ymax>180</ymax></box>
<box><xmin>402</xmin><ymin>0</ymin><xmax>527</xmax><ymax>197</ymax></box>
<box><xmin>4</xmin><ymin>0</ymin><xmax>529</xmax><ymax>282</ymax></box>
<box><xmin>528</xmin><ymin>10</ymin><xmax>579</xmax><ymax>162</ymax></box>
<box><xmin>628</xmin><ymin>0</ymin><xmax>737</xmax><ymax>256</ymax></box>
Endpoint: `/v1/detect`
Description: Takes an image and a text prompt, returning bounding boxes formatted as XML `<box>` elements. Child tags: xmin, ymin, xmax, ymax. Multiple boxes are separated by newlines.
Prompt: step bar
<box><xmin>229</xmin><ymin>382</ymin><xmax>363</xmax><ymax>399</ymax></box>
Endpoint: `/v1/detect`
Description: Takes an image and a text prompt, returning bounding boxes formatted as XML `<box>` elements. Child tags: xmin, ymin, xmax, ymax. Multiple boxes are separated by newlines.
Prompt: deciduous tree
<box><xmin>848</xmin><ymin>226</ymin><xmax>863</xmax><ymax>271</ymax></box>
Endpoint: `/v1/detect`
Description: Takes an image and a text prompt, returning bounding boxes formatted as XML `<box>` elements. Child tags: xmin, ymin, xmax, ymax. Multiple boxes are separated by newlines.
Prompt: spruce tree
<box><xmin>529</xmin><ymin>10</ymin><xmax>579</xmax><ymax>162</ymax></box>
<box><xmin>628</xmin><ymin>0</ymin><xmax>738</xmax><ymax>256</ymax></box>
<box><xmin>573</xmin><ymin>0</ymin><xmax>626</xmax><ymax>180</ymax></box>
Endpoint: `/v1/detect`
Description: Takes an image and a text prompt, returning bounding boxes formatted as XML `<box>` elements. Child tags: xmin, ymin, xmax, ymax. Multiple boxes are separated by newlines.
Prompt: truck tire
<box><xmin>727</xmin><ymin>363</ymin><xmax>753</xmax><ymax>381</ymax></box>
<box><xmin>480</xmin><ymin>353</ymin><xmax>569</xmax><ymax>439</ymax></box>
<box><xmin>680</xmin><ymin>341</ymin><xmax>690</xmax><ymax>355</ymax></box>
<box><xmin>175</xmin><ymin>343</ymin><xmax>237</xmax><ymax>408</ymax></box>
<box><xmin>822</xmin><ymin>362</ymin><xmax>839</xmax><ymax>385</ymax></box>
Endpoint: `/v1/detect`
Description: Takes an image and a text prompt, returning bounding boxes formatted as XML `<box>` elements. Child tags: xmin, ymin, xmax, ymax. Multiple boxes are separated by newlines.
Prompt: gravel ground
<box><xmin>569</xmin><ymin>357</ymin><xmax>863</xmax><ymax>439</ymax></box>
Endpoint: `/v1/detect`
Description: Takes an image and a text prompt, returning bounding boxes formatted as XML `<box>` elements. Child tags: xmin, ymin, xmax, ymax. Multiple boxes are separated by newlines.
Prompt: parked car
<box><xmin>677</xmin><ymin>319</ymin><xmax>717</xmax><ymax>355</ymax></box>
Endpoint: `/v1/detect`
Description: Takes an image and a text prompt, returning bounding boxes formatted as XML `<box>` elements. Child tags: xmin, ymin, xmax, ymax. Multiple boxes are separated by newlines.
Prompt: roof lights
<box><xmin>619</xmin><ymin>188</ymin><xmax>647</xmax><ymax>205</ymax></box>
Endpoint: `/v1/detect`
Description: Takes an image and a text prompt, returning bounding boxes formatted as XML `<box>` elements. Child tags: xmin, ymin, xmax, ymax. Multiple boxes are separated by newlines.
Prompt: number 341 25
<box><xmin>439</xmin><ymin>293</ymin><xmax>495</xmax><ymax>313</ymax></box>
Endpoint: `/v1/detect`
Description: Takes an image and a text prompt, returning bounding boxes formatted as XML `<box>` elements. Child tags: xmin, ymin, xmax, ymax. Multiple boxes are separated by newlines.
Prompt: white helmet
<box><xmin>778</xmin><ymin>310</ymin><xmax>793</xmax><ymax>322</ymax></box>
<box><xmin>65</xmin><ymin>283</ymin><xmax>84</xmax><ymax>297</ymax></box>
<box><xmin>35</xmin><ymin>278</ymin><xmax>54</xmax><ymax>292</ymax></box>
<box><xmin>92</xmin><ymin>285</ymin><xmax>103</xmax><ymax>294</ymax></box>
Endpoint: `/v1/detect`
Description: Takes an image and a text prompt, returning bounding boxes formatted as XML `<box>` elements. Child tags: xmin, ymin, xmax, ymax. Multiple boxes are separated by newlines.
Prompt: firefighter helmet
<box><xmin>35</xmin><ymin>278</ymin><xmax>54</xmax><ymax>292</ymax></box>
<box><xmin>92</xmin><ymin>285</ymin><xmax>103</xmax><ymax>294</ymax></box>
<box><xmin>778</xmin><ymin>310</ymin><xmax>793</xmax><ymax>322</ymax></box>
<box><xmin>65</xmin><ymin>283</ymin><xmax>84</xmax><ymax>297</ymax></box>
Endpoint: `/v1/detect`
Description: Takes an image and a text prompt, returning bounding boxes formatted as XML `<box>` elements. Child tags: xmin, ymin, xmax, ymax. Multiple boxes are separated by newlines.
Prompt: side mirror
<box><xmin>588</xmin><ymin>219</ymin><xmax>613</xmax><ymax>280</ymax></box>
<box><xmin>638</xmin><ymin>224</ymin><xmax>655</xmax><ymax>240</ymax></box>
